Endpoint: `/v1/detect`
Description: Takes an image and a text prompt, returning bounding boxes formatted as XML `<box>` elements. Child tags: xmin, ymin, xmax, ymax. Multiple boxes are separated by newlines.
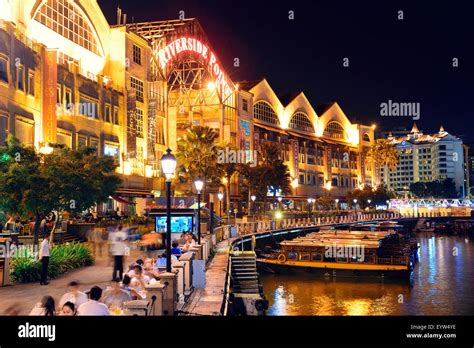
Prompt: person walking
<box><xmin>108</xmin><ymin>225</ymin><xmax>127</xmax><ymax>281</ymax></box>
<box><xmin>39</xmin><ymin>233</ymin><xmax>51</xmax><ymax>285</ymax></box>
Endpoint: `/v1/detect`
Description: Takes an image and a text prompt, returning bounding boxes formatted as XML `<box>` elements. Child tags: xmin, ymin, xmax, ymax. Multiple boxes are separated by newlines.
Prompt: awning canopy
<box><xmin>112</xmin><ymin>196</ymin><xmax>137</xmax><ymax>205</ymax></box>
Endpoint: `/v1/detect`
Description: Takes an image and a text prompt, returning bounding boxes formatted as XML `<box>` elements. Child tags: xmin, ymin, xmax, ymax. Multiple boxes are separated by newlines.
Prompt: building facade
<box><xmin>239</xmin><ymin>79</ymin><xmax>376</xmax><ymax>201</ymax></box>
<box><xmin>381</xmin><ymin>123</ymin><xmax>465</xmax><ymax>197</ymax></box>
<box><xmin>0</xmin><ymin>0</ymin><xmax>377</xmax><ymax>214</ymax></box>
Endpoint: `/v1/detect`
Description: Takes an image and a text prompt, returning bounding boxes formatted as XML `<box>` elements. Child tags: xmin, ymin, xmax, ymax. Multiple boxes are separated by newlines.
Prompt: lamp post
<box><xmin>160</xmin><ymin>149</ymin><xmax>177</xmax><ymax>273</ymax></box>
<box><xmin>353</xmin><ymin>198</ymin><xmax>358</xmax><ymax>216</ymax></box>
<box><xmin>335</xmin><ymin>198</ymin><xmax>339</xmax><ymax>211</ymax></box>
<box><xmin>278</xmin><ymin>196</ymin><xmax>282</xmax><ymax>209</ymax></box>
<box><xmin>307</xmin><ymin>198</ymin><xmax>311</xmax><ymax>218</ymax></box>
<box><xmin>217</xmin><ymin>192</ymin><xmax>224</xmax><ymax>221</ymax></box>
<box><xmin>251</xmin><ymin>195</ymin><xmax>256</xmax><ymax>219</ymax></box>
<box><xmin>194</xmin><ymin>179</ymin><xmax>204</xmax><ymax>245</ymax></box>
<box><xmin>367</xmin><ymin>199</ymin><xmax>372</xmax><ymax>210</ymax></box>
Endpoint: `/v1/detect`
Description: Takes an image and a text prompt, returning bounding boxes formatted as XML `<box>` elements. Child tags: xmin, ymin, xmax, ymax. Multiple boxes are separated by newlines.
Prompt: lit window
<box><xmin>254</xmin><ymin>101</ymin><xmax>279</xmax><ymax>125</ymax></box>
<box><xmin>57</xmin><ymin>84</ymin><xmax>62</xmax><ymax>104</ymax></box>
<box><xmin>34</xmin><ymin>0</ymin><xmax>101</xmax><ymax>55</ymax></box>
<box><xmin>289</xmin><ymin>112</ymin><xmax>314</xmax><ymax>133</ymax></box>
<box><xmin>324</xmin><ymin>122</ymin><xmax>345</xmax><ymax>139</ymax></box>
<box><xmin>17</xmin><ymin>65</ymin><xmax>25</xmax><ymax>91</ymax></box>
<box><xmin>0</xmin><ymin>57</ymin><xmax>8</xmax><ymax>83</ymax></box>
<box><xmin>136</xmin><ymin>108</ymin><xmax>144</xmax><ymax>138</ymax></box>
<box><xmin>130</xmin><ymin>77</ymin><xmax>144</xmax><ymax>103</ymax></box>
<box><xmin>133</xmin><ymin>45</ymin><xmax>142</xmax><ymax>65</ymax></box>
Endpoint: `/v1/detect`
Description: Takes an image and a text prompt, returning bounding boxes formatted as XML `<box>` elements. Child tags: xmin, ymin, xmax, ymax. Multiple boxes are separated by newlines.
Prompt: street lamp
<box><xmin>251</xmin><ymin>195</ymin><xmax>256</xmax><ymax>218</ymax></box>
<box><xmin>217</xmin><ymin>192</ymin><xmax>224</xmax><ymax>221</ymax></box>
<box><xmin>353</xmin><ymin>199</ymin><xmax>358</xmax><ymax>214</ymax></box>
<box><xmin>325</xmin><ymin>181</ymin><xmax>332</xmax><ymax>196</ymax></box>
<box><xmin>160</xmin><ymin>149</ymin><xmax>177</xmax><ymax>273</ymax></box>
<box><xmin>335</xmin><ymin>198</ymin><xmax>339</xmax><ymax>210</ymax></box>
<box><xmin>307</xmin><ymin>198</ymin><xmax>312</xmax><ymax>218</ymax></box>
<box><xmin>194</xmin><ymin>179</ymin><xmax>204</xmax><ymax>245</ymax></box>
<box><xmin>367</xmin><ymin>199</ymin><xmax>372</xmax><ymax>209</ymax></box>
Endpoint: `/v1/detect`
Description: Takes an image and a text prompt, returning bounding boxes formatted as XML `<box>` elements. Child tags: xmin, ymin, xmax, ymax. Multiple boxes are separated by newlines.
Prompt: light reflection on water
<box><xmin>261</xmin><ymin>234</ymin><xmax>474</xmax><ymax>316</ymax></box>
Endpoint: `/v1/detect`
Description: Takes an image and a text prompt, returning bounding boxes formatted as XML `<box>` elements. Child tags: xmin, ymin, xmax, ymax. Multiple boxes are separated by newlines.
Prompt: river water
<box><xmin>260</xmin><ymin>233</ymin><xmax>474</xmax><ymax>315</ymax></box>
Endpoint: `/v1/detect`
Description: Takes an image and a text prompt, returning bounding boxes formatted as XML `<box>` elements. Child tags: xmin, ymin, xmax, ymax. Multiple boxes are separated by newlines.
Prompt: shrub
<box><xmin>10</xmin><ymin>242</ymin><xmax>94</xmax><ymax>283</ymax></box>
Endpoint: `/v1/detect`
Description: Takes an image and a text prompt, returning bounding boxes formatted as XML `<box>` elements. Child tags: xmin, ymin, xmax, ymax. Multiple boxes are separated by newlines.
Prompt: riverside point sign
<box><xmin>154</xmin><ymin>37</ymin><xmax>233</xmax><ymax>98</ymax></box>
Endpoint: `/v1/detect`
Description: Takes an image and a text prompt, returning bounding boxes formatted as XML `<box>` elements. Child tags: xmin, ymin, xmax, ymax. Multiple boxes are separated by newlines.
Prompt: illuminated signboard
<box><xmin>154</xmin><ymin>37</ymin><xmax>232</xmax><ymax>98</ymax></box>
<box><xmin>104</xmin><ymin>144</ymin><xmax>119</xmax><ymax>158</ymax></box>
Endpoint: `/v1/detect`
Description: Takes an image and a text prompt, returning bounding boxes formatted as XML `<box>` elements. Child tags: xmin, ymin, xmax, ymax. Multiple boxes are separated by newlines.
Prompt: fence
<box><xmin>235</xmin><ymin>212</ymin><xmax>402</xmax><ymax>236</ymax></box>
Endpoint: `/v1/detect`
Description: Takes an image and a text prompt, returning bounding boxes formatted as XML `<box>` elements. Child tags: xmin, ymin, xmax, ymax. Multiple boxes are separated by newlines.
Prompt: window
<box><xmin>299</xmin><ymin>173</ymin><xmax>305</xmax><ymax>185</ymax></box>
<box><xmin>289</xmin><ymin>112</ymin><xmax>314</xmax><ymax>133</ymax></box>
<box><xmin>34</xmin><ymin>0</ymin><xmax>101</xmax><ymax>55</ymax></box>
<box><xmin>57</xmin><ymin>84</ymin><xmax>62</xmax><ymax>104</ymax></box>
<box><xmin>104</xmin><ymin>104</ymin><xmax>111</xmax><ymax>123</ymax></box>
<box><xmin>323</xmin><ymin>122</ymin><xmax>345</xmax><ymax>139</ymax></box>
<box><xmin>113</xmin><ymin>106</ymin><xmax>119</xmax><ymax>125</ymax></box>
<box><xmin>133</xmin><ymin>45</ymin><xmax>142</xmax><ymax>65</ymax></box>
<box><xmin>28</xmin><ymin>71</ymin><xmax>35</xmax><ymax>96</ymax></box>
<box><xmin>439</xmin><ymin>145</ymin><xmax>446</xmax><ymax>150</ymax></box>
<box><xmin>130</xmin><ymin>77</ymin><xmax>144</xmax><ymax>103</ymax></box>
<box><xmin>64</xmin><ymin>88</ymin><xmax>72</xmax><ymax>106</ymax></box>
<box><xmin>17</xmin><ymin>65</ymin><xmax>25</xmax><ymax>91</ymax></box>
<box><xmin>90</xmin><ymin>138</ymin><xmax>99</xmax><ymax>155</ymax></box>
<box><xmin>242</xmin><ymin>99</ymin><xmax>248</xmax><ymax>112</ymax></box>
<box><xmin>136</xmin><ymin>108</ymin><xmax>144</xmax><ymax>138</ymax></box>
<box><xmin>0</xmin><ymin>57</ymin><xmax>8</xmax><ymax>83</ymax></box>
<box><xmin>104</xmin><ymin>144</ymin><xmax>119</xmax><ymax>161</ymax></box>
<box><xmin>363</xmin><ymin>133</ymin><xmax>370</xmax><ymax>142</ymax></box>
<box><xmin>0</xmin><ymin>114</ymin><xmax>8</xmax><ymax>146</ymax></box>
<box><xmin>79</xmin><ymin>94</ymin><xmax>98</xmax><ymax>119</ymax></box>
<box><xmin>77</xmin><ymin>135</ymin><xmax>87</xmax><ymax>149</ymax></box>
<box><xmin>254</xmin><ymin>101</ymin><xmax>279</xmax><ymax>125</ymax></box>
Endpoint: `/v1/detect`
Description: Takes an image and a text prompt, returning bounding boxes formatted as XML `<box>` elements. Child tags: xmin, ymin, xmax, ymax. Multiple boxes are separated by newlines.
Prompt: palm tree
<box><xmin>176</xmin><ymin>126</ymin><xmax>221</xmax><ymax>190</ymax></box>
<box><xmin>368</xmin><ymin>139</ymin><xmax>399</xmax><ymax>185</ymax></box>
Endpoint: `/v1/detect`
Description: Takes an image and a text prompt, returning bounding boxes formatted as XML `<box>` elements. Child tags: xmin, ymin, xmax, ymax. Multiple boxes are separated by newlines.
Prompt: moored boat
<box><xmin>257</xmin><ymin>229</ymin><xmax>418</xmax><ymax>279</ymax></box>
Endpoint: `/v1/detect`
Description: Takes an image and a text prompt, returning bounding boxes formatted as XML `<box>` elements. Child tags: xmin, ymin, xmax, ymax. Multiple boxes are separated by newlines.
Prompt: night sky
<box><xmin>98</xmin><ymin>0</ymin><xmax>472</xmax><ymax>141</ymax></box>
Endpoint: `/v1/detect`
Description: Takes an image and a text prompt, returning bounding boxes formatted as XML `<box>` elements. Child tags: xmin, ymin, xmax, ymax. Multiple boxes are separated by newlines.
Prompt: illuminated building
<box><xmin>0</xmin><ymin>0</ymin><xmax>375</xmax><ymax>212</ymax></box>
<box><xmin>238</xmin><ymin>79</ymin><xmax>376</xmax><ymax>200</ymax></box>
<box><xmin>381</xmin><ymin>123</ymin><xmax>465</xmax><ymax>197</ymax></box>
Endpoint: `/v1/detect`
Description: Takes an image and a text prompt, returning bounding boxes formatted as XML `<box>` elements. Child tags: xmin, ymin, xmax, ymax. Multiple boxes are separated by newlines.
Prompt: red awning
<box><xmin>112</xmin><ymin>196</ymin><xmax>137</xmax><ymax>205</ymax></box>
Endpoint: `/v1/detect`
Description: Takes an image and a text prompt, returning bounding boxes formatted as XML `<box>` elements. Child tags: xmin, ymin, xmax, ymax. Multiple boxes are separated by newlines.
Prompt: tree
<box><xmin>239</xmin><ymin>142</ymin><xmax>291</xmax><ymax>212</ymax></box>
<box><xmin>176</xmin><ymin>126</ymin><xmax>221</xmax><ymax>191</ymax></box>
<box><xmin>0</xmin><ymin>135</ymin><xmax>121</xmax><ymax>245</ymax></box>
<box><xmin>409</xmin><ymin>179</ymin><xmax>458</xmax><ymax>198</ymax></box>
<box><xmin>368</xmin><ymin>139</ymin><xmax>399</xmax><ymax>177</ymax></box>
<box><xmin>347</xmin><ymin>184</ymin><xmax>394</xmax><ymax>209</ymax></box>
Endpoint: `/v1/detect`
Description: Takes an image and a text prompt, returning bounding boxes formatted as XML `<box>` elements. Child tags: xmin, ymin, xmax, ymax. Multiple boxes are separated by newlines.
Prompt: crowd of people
<box><xmin>29</xmin><ymin>230</ymin><xmax>198</xmax><ymax>316</ymax></box>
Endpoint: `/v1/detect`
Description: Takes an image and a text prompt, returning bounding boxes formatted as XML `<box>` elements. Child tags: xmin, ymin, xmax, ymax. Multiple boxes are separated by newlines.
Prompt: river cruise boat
<box><xmin>257</xmin><ymin>230</ymin><xmax>418</xmax><ymax>278</ymax></box>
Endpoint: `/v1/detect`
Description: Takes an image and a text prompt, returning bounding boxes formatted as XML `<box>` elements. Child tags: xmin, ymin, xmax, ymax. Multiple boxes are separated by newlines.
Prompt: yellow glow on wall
<box><xmin>124</xmin><ymin>161</ymin><xmax>131</xmax><ymax>176</ymax></box>
<box><xmin>145</xmin><ymin>165</ymin><xmax>153</xmax><ymax>178</ymax></box>
<box><xmin>347</xmin><ymin>127</ymin><xmax>359</xmax><ymax>145</ymax></box>
<box><xmin>0</xmin><ymin>0</ymin><xmax>13</xmax><ymax>21</ymax></box>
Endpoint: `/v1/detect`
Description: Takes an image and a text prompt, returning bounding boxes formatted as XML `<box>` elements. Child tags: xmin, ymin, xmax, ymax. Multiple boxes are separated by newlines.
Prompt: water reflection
<box><xmin>261</xmin><ymin>234</ymin><xmax>474</xmax><ymax>316</ymax></box>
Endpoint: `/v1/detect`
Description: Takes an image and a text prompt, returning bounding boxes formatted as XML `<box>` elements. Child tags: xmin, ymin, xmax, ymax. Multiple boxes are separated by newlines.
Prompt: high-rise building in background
<box><xmin>380</xmin><ymin>123</ymin><xmax>465</xmax><ymax>197</ymax></box>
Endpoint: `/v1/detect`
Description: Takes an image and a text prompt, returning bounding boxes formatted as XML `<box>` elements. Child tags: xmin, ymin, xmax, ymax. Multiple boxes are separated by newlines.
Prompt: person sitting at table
<box><xmin>121</xmin><ymin>274</ymin><xmax>143</xmax><ymax>300</ymax></box>
<box><xmin>129</xmin><ymin>265</ymin><xmax>150</xmax><ymax>292</ymax></box>
<box><xmin>77</xmin><ymin>286</ymin><xmax>110</xmax><ymax>316</ymax></box>
<box><xmin>153</xmin><ymin>252</ymin><xmax>178</xmax><ymax>269</ymax></box>
<box><xmin>181</xmin><ymin>233</ymin><xmax>196</xmax><ymax>252</ymax></box>
<box><xmin>61</xmin><ymin>301</ymin><xmax>76</xmax><ymax>316</ymax></box>
<box><xmin>30</xmin><ymin>296</ymin><xmax>56</xmax><ymax>316</ymax></box>
<box><xmin>171</xmin><ymin>241</ymin><xmax>182</xmax><ymax>256</ymax></box>
<box><xmin>101</xmin><ymin>278</ymin><xmax>131</xmax><ymax>309</ymax></box>
<box><xmin>59</xmin><ymin>281</ymin><xmax>88</xmax><ymax>308</ymax></box>
<box><xmin>126</xmin><ymin>259</ymin><xmax>144</xmax><ymax>277</ymax></box>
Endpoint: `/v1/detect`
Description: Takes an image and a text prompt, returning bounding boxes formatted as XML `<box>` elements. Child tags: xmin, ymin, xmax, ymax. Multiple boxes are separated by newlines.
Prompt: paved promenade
<box><xmin>0</xmin><ymin>248</ymin><xmax>143</xmax><ymax>315</ymax></box>
<box><xmin>181</xmin><ymin>238</ymin><xmax>234</xmax><ymax>315</ymax></box>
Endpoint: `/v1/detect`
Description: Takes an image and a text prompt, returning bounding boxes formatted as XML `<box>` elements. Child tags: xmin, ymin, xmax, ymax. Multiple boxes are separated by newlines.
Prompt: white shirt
<box><xmin>59</xmin><ymin>291</ymin><xmax>88</xmax><ymax>307</ymax></box>
<box><xmin>77</xmin><ymin>300</ymin><xmax>110</xmax><ymax>316</ymax></box>
<box><xmin>108</xmin><ymin>230</ymin><xmax>128</xmax><ymax>256</ymax></box>
<box><xmin>39</xmin><ymin>239</ymin><xmax>50</xmax><ymax>259</ymax></box>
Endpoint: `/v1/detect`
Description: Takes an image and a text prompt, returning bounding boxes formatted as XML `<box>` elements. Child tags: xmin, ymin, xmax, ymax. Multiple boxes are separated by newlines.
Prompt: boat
<box><xmin>256</xmin><ymin>229</ymin><xmax>418</xmax><ymax>279</ymax></box>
